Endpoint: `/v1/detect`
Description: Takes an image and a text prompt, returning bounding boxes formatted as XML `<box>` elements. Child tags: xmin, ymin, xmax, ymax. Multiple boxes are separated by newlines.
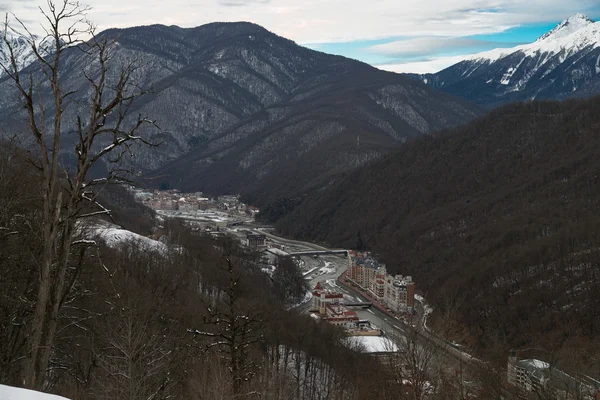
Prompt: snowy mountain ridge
<box><xmin>0</xmin><ymin>30</ymin><xmax>39</xmax><ymax>76</ymax></box>
<box><xmin>469</xmin><ymin>14</ymin><xmax>600</xmax><ymax>64</ymax></box>
<box><xmin>413</xmin><ymin>14</ymin><xmax>600</xmax><ymax>107</ymax></box>
<box><xmin>536</xmin><ymin>13</ymin><xmax>594</xmax><ymax>42</ymax></box>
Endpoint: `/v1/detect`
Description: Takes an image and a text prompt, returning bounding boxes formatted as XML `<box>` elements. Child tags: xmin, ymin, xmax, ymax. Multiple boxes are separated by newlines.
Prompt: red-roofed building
<box><xmin>322</xmin><ymin>304</ymin><xmax>359</xmax><ymax>329</ymax></box>
<box><xmin>311</xmin><ymin>282</ymin><xmax>359</xmax><ymax>329</ymax></box>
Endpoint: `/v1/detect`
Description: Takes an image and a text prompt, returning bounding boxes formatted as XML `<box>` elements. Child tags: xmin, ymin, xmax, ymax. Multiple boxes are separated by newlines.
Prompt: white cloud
<box><xmin>1</xmin><ymin>0</ymin><xmax>598</xmax><ymax>44</ymax></box>
<box><xmin>368</xmin><ymin>37</ymin><xmax>499</xmax><ymax>57</ymax></box>
<box><xmin>377</xmin><ymin>55</ymin><xmax>473</xmax><ymax>74</ymax></box>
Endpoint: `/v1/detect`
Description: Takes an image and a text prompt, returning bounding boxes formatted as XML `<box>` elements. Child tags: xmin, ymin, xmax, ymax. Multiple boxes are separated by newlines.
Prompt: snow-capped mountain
<box><xmin>0</xmin><ymin>30</ymin><xmax>39</xmax><ymax>76</ymax></box>
<box><xmin>413</xmin><ymin>14</ymin><xmax>600</xmax><ymax>107</ymax></box>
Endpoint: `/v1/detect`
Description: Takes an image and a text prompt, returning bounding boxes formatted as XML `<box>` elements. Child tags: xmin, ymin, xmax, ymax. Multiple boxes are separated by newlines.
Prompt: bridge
<box><xmin>343</xmin><ymin>302</ymin><xmax>372</xmax><ymax>308</ymax></box>
<box><xmin>289</xmin><ymin>250</ymin><xmax>348</xmax><ymax>257</ymax></box>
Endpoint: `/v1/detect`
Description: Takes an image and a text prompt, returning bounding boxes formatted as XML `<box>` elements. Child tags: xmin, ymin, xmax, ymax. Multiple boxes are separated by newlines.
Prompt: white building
<box><xmin>383</xmin><ymin>275</ymin><xmax>415</xmax><ymax>313</ymax></box>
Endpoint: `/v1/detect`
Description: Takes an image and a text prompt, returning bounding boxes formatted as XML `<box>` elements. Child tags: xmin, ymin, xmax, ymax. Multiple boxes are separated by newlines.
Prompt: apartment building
<box><xmin>348</xmin><ymin>251</ymin><xmax>416</xmax><ymax>314</ymax></box>
<box><xmin>507</xmin><ymin>354</ymin><xmax>600</xmax><ymax>399</ymax></box>
<box><xmin>383</xmin><ymin>275</ymin><xmax>415</xmax><ymax>313</ymax></box>
<box><xmin>348</xmin><ymin>251</ymin><xmax>386</xmax><ymax>291</ymax></box>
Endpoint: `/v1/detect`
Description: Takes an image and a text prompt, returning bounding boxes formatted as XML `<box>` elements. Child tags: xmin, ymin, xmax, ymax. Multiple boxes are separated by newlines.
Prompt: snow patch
<box><xmin>90</xmin><ymin>222</ymin><xmax>168</xmax><ymax>254</ymax></box>
<box><xmin>261</xmin><ymin>264</ymin><xmax>276</xmax><ymax>277</ymax></box>
<box><xmin>0</xmin><ymin>385</ymin><xmax>70</xmax><ymax>400</ymax></box>
<box><xmin>318</xmin><ymin>261</ymin><xmax>336</xmax><ymax>275</ymax></box>
<box><xmin>522</xmin><ymin>359</ymin><xmax>550</xmax><ymax>369</ymax></box>
<box><xmin>347</xmin><ymin>336</ymin><xmax>398</xmax><ymax>353</ymax></box>
<box><xmin>290</xmin><ymin>289</ymin><xmax>313</xmax><ymax>309</ymax></box>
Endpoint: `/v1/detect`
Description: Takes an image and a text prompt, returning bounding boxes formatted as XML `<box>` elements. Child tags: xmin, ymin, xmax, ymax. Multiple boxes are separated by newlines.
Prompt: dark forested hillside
<box><xmin>0</xmin><ymin>22</ymin><xmax>480</xmax><ymax>206</ymax></box>
<box><xmin>277</xmin><ymin>96</ymin><xmax>600</xmax><ymax>352</ymax></box>
<box><xmin>148</xmin><ymin>61</ymin><xmax>480</xmax><ymax>205</ymax></box>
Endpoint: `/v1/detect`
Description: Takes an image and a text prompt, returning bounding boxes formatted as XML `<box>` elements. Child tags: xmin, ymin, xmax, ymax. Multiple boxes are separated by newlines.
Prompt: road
<box><xmin>227</xmin><ymin>225</ymin><xmax>484</xmax><ymax>376</ymax></box>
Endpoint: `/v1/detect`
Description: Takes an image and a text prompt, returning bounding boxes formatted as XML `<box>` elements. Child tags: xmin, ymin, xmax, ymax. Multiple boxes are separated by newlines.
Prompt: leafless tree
<box><xmin>190</xmin><ymin>239</ymin><xmax>265</xmax><ymax>398</ymax></box>
<box><xmin>387</xmin><ymin>327</ymin><xmax>439</xmax><ymax>400</ymax></box>
<box><xmin>1</xmin><ymin>0</ymin><xmax>158</xmax><ymax>389</ymax></box>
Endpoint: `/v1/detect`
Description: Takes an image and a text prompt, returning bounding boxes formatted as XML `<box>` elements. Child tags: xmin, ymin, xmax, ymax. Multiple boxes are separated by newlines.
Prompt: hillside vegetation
<box><xmin>278</xmin><ymin>96</ymin><xmax>600</xmax><ymax>355</ymax></box>
<box><xmin>1</xmin><ymin>22</ymin><xmax>480</xmax><ymax>206</ymax></box>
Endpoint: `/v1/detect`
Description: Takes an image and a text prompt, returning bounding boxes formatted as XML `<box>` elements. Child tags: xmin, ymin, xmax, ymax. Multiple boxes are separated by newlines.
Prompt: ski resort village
<box><xmin>127</xmin><ymin>187</ymin><xmax>600</xmax><ymax>400</ymax></box>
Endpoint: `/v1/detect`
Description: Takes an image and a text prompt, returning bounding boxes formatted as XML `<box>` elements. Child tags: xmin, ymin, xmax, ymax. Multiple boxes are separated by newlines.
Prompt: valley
<box><xmin>2</xmin><ymin>2</ymin><xmax>600</xmax><ymax>399</ymax></box>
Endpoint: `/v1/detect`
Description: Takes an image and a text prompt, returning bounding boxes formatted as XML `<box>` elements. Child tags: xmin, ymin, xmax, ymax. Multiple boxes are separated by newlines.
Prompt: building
<box><xmin>507</xmin><ymin>353</ymin><xmax>600</xmax><ymax>399</ymax></box>
<box><xmin>371</xmin><ymin>275</ymin><xmax>386</xmax><ymax>301</ymax></box>
<box><xmin>383</xmin><ymin>275</ymin><xmax>416</xmax><ymax>313</ymax></box>
<box><xmin>347</xmin><ymin>251</ymin><xmax>416</xmax><ymax>314</ymax></box>
<box><xmin>246</xmin><ymin>234</ymin><xmax>266</xmax><ymax>247</ymax></box>
<box><xmin>348</xmin><ymin>251</ymin><xmax>386</xmax><ymax>291</ymax></box>
<box><xmin>311</xmin><ymin>282</ymin><xmax>359</xmax><ymax>329</ymax></box>
<box><xmin>507</xmin><ymin>357</ymin><xmax>551</xmax><ymax>393</ymax></box>
<box><xmin>177</xmin><ymin>197</ymin><xmax>198</xmax><ymax>212</ymax></box>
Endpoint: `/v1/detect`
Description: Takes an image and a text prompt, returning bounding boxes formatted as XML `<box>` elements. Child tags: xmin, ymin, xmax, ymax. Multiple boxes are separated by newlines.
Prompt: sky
<box><xmin>2</xmin><ymin>0</ymin><xmax>600</xmax><ymax>73</ymax></box>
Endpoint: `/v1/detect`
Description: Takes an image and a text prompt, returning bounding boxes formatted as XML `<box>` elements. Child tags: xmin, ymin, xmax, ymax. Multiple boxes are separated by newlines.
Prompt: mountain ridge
<box><xmin>411</xmin><ymin>14</ymin><xmax>600</xmax><ymax>107</ymax></box>
<box><xmin>0</xmin><ymin>21</ymin><xmax>480</xmax><ymax>205</ymax></box>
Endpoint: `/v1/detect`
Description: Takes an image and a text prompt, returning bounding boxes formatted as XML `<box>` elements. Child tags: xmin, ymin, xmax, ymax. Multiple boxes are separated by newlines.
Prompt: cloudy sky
<box><xmin>2</xmin><ymin>0</ymin><xmax>600</xmax><ymax>73</ymax></box>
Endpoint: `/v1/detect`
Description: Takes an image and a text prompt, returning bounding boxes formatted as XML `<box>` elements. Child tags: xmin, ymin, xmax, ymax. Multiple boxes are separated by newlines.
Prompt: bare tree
<box><xmin>387</xmin><ymin>327</ymin><xmax>439</xmax><ymax>400</ymax></box>
<box><xmin>190</xmin><ymin>239</ymin><xmax>265</xmax><ymax>398</ymax></box>
<box><xmin>1</xmin><ymin>0</ymin><xmax>157</xmax><ymax>389</ymax></box>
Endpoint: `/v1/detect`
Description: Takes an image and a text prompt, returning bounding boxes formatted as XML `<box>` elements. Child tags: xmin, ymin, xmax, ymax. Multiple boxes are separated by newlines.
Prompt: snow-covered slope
<box><xmin>0</xmin><ymin>384</ymin><xmax>70</xmax><ymax>400</ymax></box>
<box><xmin>0</xmin><ymin>31</ymin><xmax>39</xmax><ymax>76</ymax></box>
<box><xmin>90</xmin><ymin>222</ymin><xmax>168</xmax><ymax>254</ymax></box>
<box><xmin>469</xmin><ymin>14</ymin><xmax>599</xmax><ymax>63</ymax></box>
<box><xmin>413</xmin><ymin>14</ymin><xmax>600</xmax><ymax>107</ymax></box>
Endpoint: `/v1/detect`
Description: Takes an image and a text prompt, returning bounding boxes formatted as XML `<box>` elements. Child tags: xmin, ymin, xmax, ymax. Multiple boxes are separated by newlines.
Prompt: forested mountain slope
<box><xmin>0</xmin><ymin>22</ymin><xmax>480</xmax><ymax>204</ymax></box>
<box><xmin>278</xmin><ymin>96</ymin><xmax>600</xmax><ymax>351</ymax></box>
<box><xmin>149</xmin><ymin>60</ymin><xmax>479</xmax><ymax>204</ymax></box>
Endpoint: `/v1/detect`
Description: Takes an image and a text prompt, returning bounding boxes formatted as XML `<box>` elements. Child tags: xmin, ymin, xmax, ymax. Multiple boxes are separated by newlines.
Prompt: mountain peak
<box><xmin>537</xmin><ymin>13</ymin><xmax>595</xmax><ymax>42</ymax></box>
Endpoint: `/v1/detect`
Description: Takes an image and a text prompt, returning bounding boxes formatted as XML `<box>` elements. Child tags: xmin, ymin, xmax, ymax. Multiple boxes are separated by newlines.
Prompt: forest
<box><xmin>0</xmin><ymin>139</ymin><xmax>512</xmax><ymax>400</ymax></box>
<box><xmin>277</xmin><ymin>97</ymin><xmax>600</xmax><ymax>373</ymax></box>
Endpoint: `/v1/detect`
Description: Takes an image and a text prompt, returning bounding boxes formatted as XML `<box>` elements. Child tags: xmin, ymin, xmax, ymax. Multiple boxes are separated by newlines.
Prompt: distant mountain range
<box><xmin>0</xmin><ymin>22</ymin><xmax>480</xmax><ymax>205</ymax></box>
<box><xmin>411</xmin><ymin>14</ymin><xmax>600</xmax><ymax>107</ymax></box>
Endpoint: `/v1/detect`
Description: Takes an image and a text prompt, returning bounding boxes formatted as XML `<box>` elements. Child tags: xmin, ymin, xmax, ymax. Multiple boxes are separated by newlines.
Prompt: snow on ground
<box><xmin>290</xmin><ymin>290</ymin><xmax>313</xmax><ymax>309</ymax></box>
<box><xmin>522</xmin><ymin>359</ymin><xmax>550</xmax><ymax>369</ymax></box>
<box><xmin>89</xmin><ymin>222</ymin><xmax>168</xmax><ymax>254</ymax></box>
<box><xmin>0</xmin><ymin>385</ymin><xmax>70</xmax><ymax>400</ymax></box>
<box><xmin>347</xmin><ymin>336</ymin><xmax>399</xmax><ymax>353</ymax></box>
<box><xmin>318</xmin><ymin>261</ymin><xmax>336</xmax><ymax>275</ymax></box>
<box><xmin>414</xmin><ymin>294</ymin><xmax>434</xmax><ymax>331</ymax></box>
<box><xmin>298</xmin><ymin>290</ymin><xmax>313</xmax><ymax>305</ymax></box>
<box><xmin>261</xmin><ymin>264</ymin><xmax>276</xmax><ymax>277</ymax></box>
